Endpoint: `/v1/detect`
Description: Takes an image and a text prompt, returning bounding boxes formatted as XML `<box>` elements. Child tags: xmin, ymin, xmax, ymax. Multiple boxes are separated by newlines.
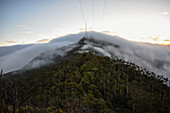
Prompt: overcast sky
<box><xmin>0</xmin><ymin>0</ymin><xmax>170</xmax><ymax>46</ymax></box>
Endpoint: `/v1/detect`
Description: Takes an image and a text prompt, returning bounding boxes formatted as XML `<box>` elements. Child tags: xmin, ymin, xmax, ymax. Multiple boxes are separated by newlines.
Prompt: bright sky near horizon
<box><xmin>0</xmin><ymin>0</ymin><xmax>170</xmax><ymax>46</ymax></box>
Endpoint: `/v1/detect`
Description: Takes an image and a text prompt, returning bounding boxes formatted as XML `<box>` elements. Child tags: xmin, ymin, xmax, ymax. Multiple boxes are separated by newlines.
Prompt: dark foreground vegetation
<box><xmin>0</xmin><ymin>53</ymin><xmax>170</xmax><ymax>113</ymax></box>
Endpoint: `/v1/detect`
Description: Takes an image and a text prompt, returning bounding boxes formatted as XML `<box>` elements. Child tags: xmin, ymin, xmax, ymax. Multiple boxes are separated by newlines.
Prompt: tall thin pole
<box><xmin>79</xmin><ymin>0</ymin><xmax>84</xmax><ymax>23</ymax></box>
<box><xmin>85</xmin><ymin>21</ymin><xmax>87</xmax><ymax>37</ymax></box>
<box><xmin>0</xmin><ymin>69</ymin><xmax>3</xmax><ymax>78</ymax></box>
<box><xmin>92</xmin><ymin>0</ymin><xmax>94</xmax><ymax>38</ymax></box>
<box><xmin>101</xmin><ymin>0</ymin><xmax>107</xmax><ymax>26</ymax></box>
<box><xmin>99</xmin><ymin>0</ymin><xmax>107</xmax><ymax>39</ymax></box>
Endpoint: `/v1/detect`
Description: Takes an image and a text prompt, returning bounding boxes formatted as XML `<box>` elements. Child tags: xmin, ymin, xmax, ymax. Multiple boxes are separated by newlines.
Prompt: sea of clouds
<box><xmin>0</xmin><ymin>32</ymin><xmax>170</xmax><ymax>80</ymax></box>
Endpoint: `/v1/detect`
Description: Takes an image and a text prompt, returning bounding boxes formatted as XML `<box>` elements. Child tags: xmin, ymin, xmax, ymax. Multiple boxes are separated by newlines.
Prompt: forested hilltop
<box><xmin>0</xmin><ymin>53</ymin><xmax>170</xmax><ymax>113</ymax></box>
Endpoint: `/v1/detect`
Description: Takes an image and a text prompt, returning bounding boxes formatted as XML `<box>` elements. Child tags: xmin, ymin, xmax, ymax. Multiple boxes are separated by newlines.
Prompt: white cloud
<box><xmin>35</xmin><ymin>39</ymin><xmax>51</xmax><ymax>43</ymax></box>
<box><xmin>0</xmin><ymin>32</ymin><xmax>170</xmax><ymax>80</ymax></box>
<box><xmin>0</xmin><ymin>43</ymin><xmax>6</xmax><ymax>47</ymax></box>
<box><xmin>162</xmin><ymin>12</ymin><xmax>168</xmax><ymax>15</ymax></box>
<box><xmin>25</xmin><ymin>31</ymin><xmax>33</xmax><ymax>34</ymax></box>
<box><xmin>87</xmin><ymin>32</ymin><xmax>170</xmax><ymax>79</ymax></box>
<box><xmin>37</xmin><ymin>34</ymin><xmax>45</xmax><ymax>36</ymax></box>
<box><xmin>16</xmin><ymin>25</ymin><xmax>33</xmax><ymax>34</ymax></box>
<box><xmin>5</xmin><ymin>41</ymin><xmax>17</xmax><ymax>43</ymax></box>
<box><xmin>0</xmin><ymin>41</ymin><xmax>75</xmax><ymax>73</ymax></box>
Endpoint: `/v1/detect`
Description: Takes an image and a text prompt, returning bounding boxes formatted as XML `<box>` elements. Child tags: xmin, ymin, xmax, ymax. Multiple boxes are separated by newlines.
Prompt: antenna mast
<box><xmin>85</xmin><ymin>21</ymin><xmax>87</xmax><ymax>37</ymax></box>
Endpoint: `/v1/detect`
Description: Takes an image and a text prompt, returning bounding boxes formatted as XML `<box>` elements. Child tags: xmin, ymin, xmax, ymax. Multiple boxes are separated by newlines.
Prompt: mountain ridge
<box><xmin>19</xmin><ymin>36</ymin><xmax>170</xmax><ymax>79</ymax></box>
<box><xmin>1</xmin><ymin>52</ymin><xmax>170</xmax><ymax>113</ymax></box>
<box><xmin>1</xmin><ymin>32</ymin><xmax>170</xmax><ymax>79</ymax></box>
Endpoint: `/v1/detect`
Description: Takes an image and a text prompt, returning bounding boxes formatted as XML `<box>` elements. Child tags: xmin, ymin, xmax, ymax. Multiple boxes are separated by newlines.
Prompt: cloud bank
<box><xmin>85</xmin><ymin>32</ymin><xmax>170</xmax><ymax>79</ymax></box>
<box><xmin>0</xmin><ymin>32</ymin><xmax>170</xmax><ymax>80</ymax></box>
<box><xmin>0</xmin><ymin>41</ymin><xmax>75</xmax><ymax>73</ymax></box>
<box><xmin>5</xmin><ymin>41</ymin><xmax>17</xmax><ymax>44</ymax></box>
<box><xmin>35</xmin><ymin>38</ymin><xmax>51</xmax><ymax>43</ymax></box>
<box><xmin>0</xmin><ymin>44</ymin><xmax>33</xmax><ymax>57</ymax></box>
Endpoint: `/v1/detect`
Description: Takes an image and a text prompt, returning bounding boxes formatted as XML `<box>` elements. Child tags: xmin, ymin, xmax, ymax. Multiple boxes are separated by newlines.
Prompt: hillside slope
<box><xmin>1</xmin><ymin>32</ymin><xmax>170</xmax><ymax>78</ymax></box>
<box><xmin>22</xmin><ymin>37</ymin><xmax>170</xmax><ymax>79</ymax></box>
<box><xmin>0</xmin><ymin>53</ymin><xmax>170</xmax><ymax>113</ymax></box>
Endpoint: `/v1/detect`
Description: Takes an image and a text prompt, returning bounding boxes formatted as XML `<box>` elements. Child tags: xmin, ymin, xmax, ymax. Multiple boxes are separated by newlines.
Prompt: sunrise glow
<box><xmin>0</xmin><ymin>0</ymin><xmax>170</xmax><ymax>46</ymax></box>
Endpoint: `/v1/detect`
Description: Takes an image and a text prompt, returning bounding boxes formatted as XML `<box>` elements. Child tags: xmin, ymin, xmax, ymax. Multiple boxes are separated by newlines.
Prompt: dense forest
<box><xmin>0</xmin><ymin>53</ymin><xmax>170</xmax><ymax>113</ymax></box>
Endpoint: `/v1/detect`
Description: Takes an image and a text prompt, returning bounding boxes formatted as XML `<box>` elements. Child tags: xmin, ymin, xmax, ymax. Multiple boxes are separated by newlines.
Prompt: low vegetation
<box><xmin>0</xmin><ymin>53</ymin><xmax>170</xmax><ymax>113</ymax></box>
